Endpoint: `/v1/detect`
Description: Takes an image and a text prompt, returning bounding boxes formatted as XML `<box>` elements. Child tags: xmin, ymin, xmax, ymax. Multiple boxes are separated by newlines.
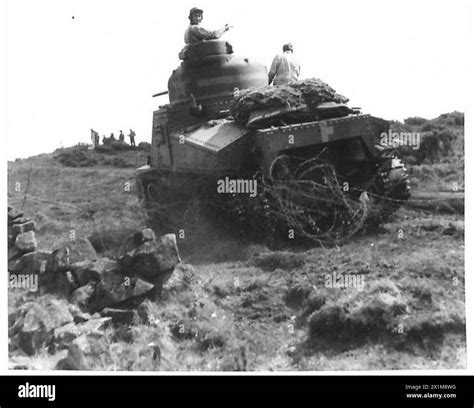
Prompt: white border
<box><xmin>1</xmin><ymin>0</ymin><xmax>473</xmax><ymax>377</ymax></box>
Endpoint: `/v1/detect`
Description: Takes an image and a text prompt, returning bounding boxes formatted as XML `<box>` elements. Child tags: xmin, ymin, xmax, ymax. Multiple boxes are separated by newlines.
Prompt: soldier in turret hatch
<box><xmin>184</xmin><ymin>7</ymin><xmax>232</xmax><ymax>44</ymax></box>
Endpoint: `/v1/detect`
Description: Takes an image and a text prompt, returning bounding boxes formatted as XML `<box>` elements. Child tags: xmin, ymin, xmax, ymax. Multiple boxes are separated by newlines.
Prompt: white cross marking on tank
<box><xmin>320</xmin><ymin>125</ymin><xmax>334</xmax><ymax>143</ymax></box>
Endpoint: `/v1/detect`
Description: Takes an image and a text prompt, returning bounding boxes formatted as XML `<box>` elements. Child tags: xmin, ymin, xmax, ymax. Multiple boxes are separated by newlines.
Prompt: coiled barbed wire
<box><xmin>138</xmin><ymin>155</ymin><xmax>409</xmax><ymax>245</ymax></box>
<box><xmin>260</xmin><ymin>155</ymin><xmax>369</xmax><ymax>244</ymax></box>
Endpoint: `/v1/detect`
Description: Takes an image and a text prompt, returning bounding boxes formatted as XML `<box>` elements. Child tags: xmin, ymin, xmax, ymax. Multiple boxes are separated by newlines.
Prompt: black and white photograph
<box><xmin>4</xmin><ymin>0</ymin><xmax>471</xmax><ymax>373</ymax></box>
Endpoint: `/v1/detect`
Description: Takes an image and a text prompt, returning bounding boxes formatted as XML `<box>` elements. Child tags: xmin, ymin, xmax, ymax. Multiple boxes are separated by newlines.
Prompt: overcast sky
<box><xmin>4</xmin><ymin>0</ymin><xmax>472</xmax><ymax>159</ymax></box>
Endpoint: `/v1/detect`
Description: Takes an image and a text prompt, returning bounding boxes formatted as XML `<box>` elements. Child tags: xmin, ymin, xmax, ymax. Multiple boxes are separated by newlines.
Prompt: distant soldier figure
<box><xmin>95</xmin><ymin>133</ymin><xmax>100</xmax><ymax>146</ymax></box>
<box><xmin>119</xmin><ymin>130</ymin><xmax>125</xmax><ymax>142</ymax></box>
<box><xmin>268</xmin><ymin>43</ymin><xmax>301</xmax><ymax>86</ymax></box>
<box><xmin>128</xmin><ymin>129</ymin><xmax>136</xmax><ymax>147</ymax></box>
<box><xmin>110</xmin><ymin>133</ymin><xmax>116</xmax><ymax>141</ymax></box>
<box><xmin>91</xmin><ymin>129</ymin><xmax>98</xmax><ymax>146</ymax></box>
<box><xmin>102</xmin><ymin>135</ymin><xmax>106</xmax><ymax>144</ymax></box>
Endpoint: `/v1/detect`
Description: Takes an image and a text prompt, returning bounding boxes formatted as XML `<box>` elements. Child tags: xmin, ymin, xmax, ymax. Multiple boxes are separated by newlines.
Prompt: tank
<box><xmin>139</xmin><ymin>40</ymin><xmax>410</xmax><ymax>243</ymax></box>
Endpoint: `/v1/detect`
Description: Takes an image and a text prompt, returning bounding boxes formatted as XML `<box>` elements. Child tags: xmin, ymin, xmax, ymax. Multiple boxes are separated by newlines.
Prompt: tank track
<box><xmin>367</xmin><ymin>155</ymin><xmax>411</xmax><ymax>219</ymax></box>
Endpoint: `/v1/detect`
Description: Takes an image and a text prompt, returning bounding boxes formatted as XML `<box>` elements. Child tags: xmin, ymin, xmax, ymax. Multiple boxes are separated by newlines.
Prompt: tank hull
<box><xmin>141</xmin><ymin>41</ymin><xmax>410</xmax><ymax>242</ymax></box>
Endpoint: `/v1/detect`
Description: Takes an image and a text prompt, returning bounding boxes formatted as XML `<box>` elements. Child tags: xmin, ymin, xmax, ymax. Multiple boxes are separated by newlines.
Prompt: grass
<box><xmin>8</xmin><ymin>157</ymin><xmax>148</xmax><ymax>252</ymax></box>
<box><xmin>387</xmin><ymin>112</ymin><xmax>464</xmax><ymax>192</ymax></box>
<box><xmin>53</xmin><ymin>142</ymin><xmax>150</xmax><ymax>168</ymax></box>
<box><xmin>250</xmin><ymin>251</ymin><xmax>306</xmax><ymax>272</ymax></box>
<box><xmin>8</xmin><ymin>113</ymin><xmax>466</xmax><ymax>371</ymax></box>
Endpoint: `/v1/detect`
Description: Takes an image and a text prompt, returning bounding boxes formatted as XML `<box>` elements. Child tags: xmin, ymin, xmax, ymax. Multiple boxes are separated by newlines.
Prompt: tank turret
<box><xmin>167</xmin><ymin>40</ymin><xmax>267</xmax><ymax>118</ymax></box>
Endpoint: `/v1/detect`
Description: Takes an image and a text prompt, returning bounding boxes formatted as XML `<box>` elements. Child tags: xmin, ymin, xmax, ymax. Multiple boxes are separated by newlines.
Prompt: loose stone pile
<box><xmin>8</xmin><ymin>206</ymin><xmax>182</xmax><ymax>368</ymax></box>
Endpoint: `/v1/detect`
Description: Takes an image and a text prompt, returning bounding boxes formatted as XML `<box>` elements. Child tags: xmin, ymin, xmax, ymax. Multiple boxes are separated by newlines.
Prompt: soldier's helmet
<box><xmin>189</xmin><ymin>7</ymin><xmax>203</xmax><ymax>19</ymax></box>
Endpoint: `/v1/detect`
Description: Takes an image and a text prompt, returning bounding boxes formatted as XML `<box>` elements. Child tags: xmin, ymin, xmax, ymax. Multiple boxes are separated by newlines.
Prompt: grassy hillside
<box><xmin>8</xmin><ymin>113</ymin><xmax>465</xmax><ymax>371</ymax></box>
<box><xmin>388</xmin><ymin>111</ymin><xmax>464</xmax><ymax>192</ymax></box>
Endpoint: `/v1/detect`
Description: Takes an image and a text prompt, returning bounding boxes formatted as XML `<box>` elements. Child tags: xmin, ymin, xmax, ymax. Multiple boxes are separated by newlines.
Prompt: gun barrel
<box><xmin>152</xmin><ymin>91</ymin><xmax>169</xmax><ymax>98</ymax></box>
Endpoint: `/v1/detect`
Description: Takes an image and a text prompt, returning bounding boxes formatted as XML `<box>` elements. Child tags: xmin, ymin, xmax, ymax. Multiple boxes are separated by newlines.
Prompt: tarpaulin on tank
<box><xmin>230</xmin><ymin>78</ymin><xmax>352</xmax><ymax>128</ymax></box>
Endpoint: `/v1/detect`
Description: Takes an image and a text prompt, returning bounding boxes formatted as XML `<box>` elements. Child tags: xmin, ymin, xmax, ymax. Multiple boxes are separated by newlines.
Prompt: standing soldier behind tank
<box><xmin>119</xmin><ymin>130</ymin><xmax>125</xmax><ymax>142</ymax></box>
<box><xmin>128</xmin><ymin>129</ymin><xmax>136</xmax><ymax>147</ymax></box>
<box><xmin>184</xmin><ymin>7</ymin><xmax>232</xmax><ymax>44</ymax></box>
<box><xmin>91</xmin><ymin>129</ymin><xmax>98</xmax><ymax>146</ymax></box>
<box><xmin>268</xmin><ymin>43</ymin><xmax>301</xmax><ymax>86</ymax></box>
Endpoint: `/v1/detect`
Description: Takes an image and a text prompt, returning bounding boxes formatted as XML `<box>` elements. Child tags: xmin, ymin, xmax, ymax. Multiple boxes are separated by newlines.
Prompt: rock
<box><xmin>73</xmin><ymin>313</ymin><xmax>91</xmax><ymax>324</ymax></box>
<box><xmin>8</xmin><ymin>209</ymin><xmax>23</xmax><ymax>222</ymax></box>
<box><xmin>39</xmin><ymin>248</ymin><xmax>78</xmax><ymax>294</ymax></box>
<box><xmin>14</xmin><ymin>231</ymin><xmax>37</xmax><ymax>253</ymax></box>
<box><xmin>8</xmin><ymin>251</ymin><xmax>50</xmax><ymax>275</ymax></box>
<box><xmin>135</xmin><ymin>228</ymin><xmax>157</xmax><ymax>244</ymax></box>
<box><xmin>9</xmin><ymin>217</ymin><xmax>29</xmax><ymax>225</ymax></box>
<box><xmin>38</xmin><ymin>269</ymin><xmax>73</xmax><ymax>297</ymax></box>
<box><xmin>52</xmin><ymin>317</ymin><xmax>111</xmax><ymax>350</ymax></box>
<box><xmin>11</xmin><ymin>221</ymin><xmax>36</xmax><ymax>239</ymax></box>
<box><xmin>121</xmin><ymin>233</ymin><xmax>180</xmax><ymax>288</ymax></box>
<box><xmin>51</xmin><ymin>323</ymin><xmax>84</xmax><ymax>351</ymax></box>
<box><xmin>88</xmin><ymin>273</ymin><xmax>156</xmax><ymax>313</ymax></box>
<box><xmin>86</xmin><ymin>272</ymin><xmax>124</xmax><ymax>313</ymax></box>
<box><xmin>51</xmin><ymin>238</ymin><xmax>97</xmax><ymax>272</ymax></box>
<box><xmin>71</xmin><ymin>283</ymin><xmax>97</xmax><ymax>312</ymax></box>
<box><xmin>70</xmin><ymin>260</ymin><xmax>94</xmax><ymax>287</ymax></box>
<box><xmin>19</xmin><ymin>251</ymin><xmax>50</xmax><ymax>275</ymax></box>
<box><xmin>49</xmin><ymin>247</ymin><xmax>70</xmax><ymax>273</ymax></box>
<box><xmin>113</xmin><ymin>325</ymin><xmax>138</xmax><ymax>343</ymax></box>
<box><xmin>84</xmin><ymin>258</ymin><xmax>118</xmax><ymax>283</ymax></box>
<box><xmin>133</xmin><ymin>278</ymin><xmax>157</xmax><ymax>297</ymax></box>
<box><xmin>119</xmin><ymin>230</ymin><xmax>180</xmax><ymax>268</ymax></box>
<box><xmin>55</xmin><ymin>332</ymin><xmax>110</xmax><ymax>370</ymax></box>
<box><xmin>55</xmin><ymin>271</ymin><xmax>78</xmax><ymax>297</ymax></box>
<box><xmin>8</xmin><ymin>246</ymin><xmax>23</xmax><ymax>261</ymax></box>
<box><xmin>71</xmin><ymin>273</ymin><xmax>155</xmax><ymax>314</ymax></box>
<box><xmin>101</xmin><ymin>308</ymin><xmax>137</xmax><ymax>325</ymax></box>
<box><xmin>66</xmin><ymin>238</ymin><xmax>98</xmax><ymax>264</ymax></box>
<box><xmin>9</xmin><ymin>296</ymin><xmax>73</xmax><ymax>356</ymax></box>
<box><xmin>68</xmin><ymin>304</ymin><xmax>92</xmax><ymax>323</ymax></box>
<box><xmin>162</xmin><ymin>263</ymin><xmax>194</xmax><ymax>292</ymax></box>
<box><xmin>118</xmin><ymin>228</ymin><xmax>157</xmax><ymax>256</ymax></box>
<box><xmin>8</xmin><ymin>257</ymin><xmax>23</xmax><ymax>273</ymax></box>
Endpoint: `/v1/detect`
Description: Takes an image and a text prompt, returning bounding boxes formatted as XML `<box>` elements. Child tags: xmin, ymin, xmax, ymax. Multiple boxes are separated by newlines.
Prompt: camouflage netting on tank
<box><xmin>230</xmin><ymin>78</ymin><xmax>351</xmax><ymax>128</ymax></box>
